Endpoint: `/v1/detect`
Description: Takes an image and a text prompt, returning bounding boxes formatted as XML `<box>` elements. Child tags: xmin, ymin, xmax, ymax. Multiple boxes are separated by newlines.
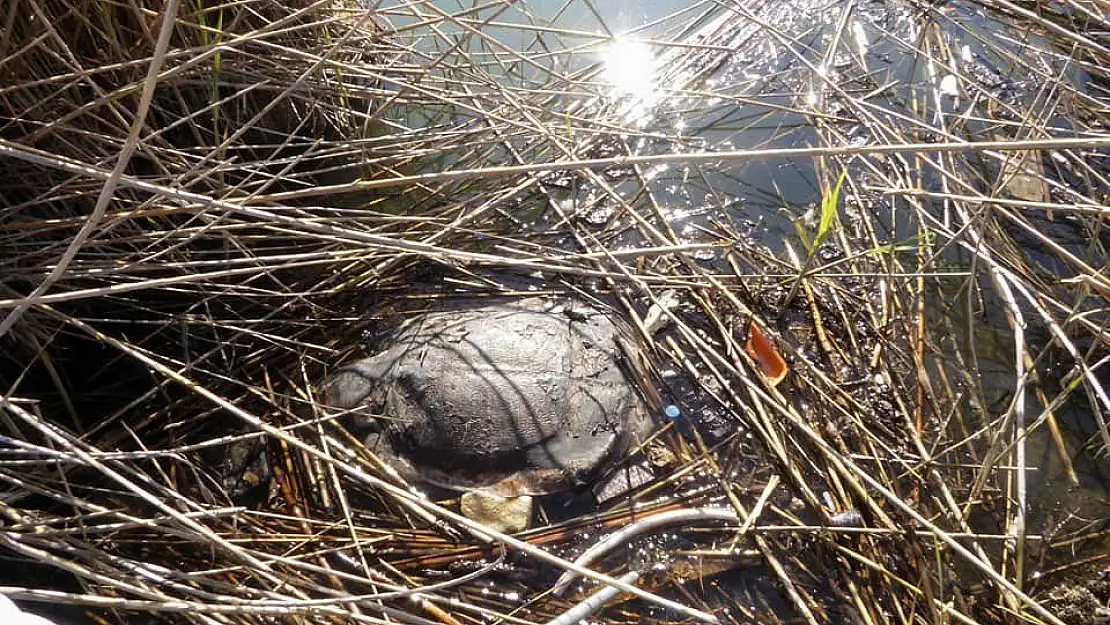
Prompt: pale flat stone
<box><xmin>460</xmin><ymin>492</ymin><xmax>533</xmax><ymax>534</ymax></box>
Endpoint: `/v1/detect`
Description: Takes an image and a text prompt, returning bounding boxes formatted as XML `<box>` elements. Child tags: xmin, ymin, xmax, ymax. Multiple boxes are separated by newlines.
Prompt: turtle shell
<box><xmin>326</xmin><ymin>298</ymin><xmax>651</xmax><ymax>495</ymax></box>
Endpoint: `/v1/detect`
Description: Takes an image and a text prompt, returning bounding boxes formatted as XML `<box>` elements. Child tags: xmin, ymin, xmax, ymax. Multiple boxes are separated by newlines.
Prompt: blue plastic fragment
<box><xmin>663</xmin><ymin>405</ymin><xmax>681</xmax><ymax>421</ymax></box>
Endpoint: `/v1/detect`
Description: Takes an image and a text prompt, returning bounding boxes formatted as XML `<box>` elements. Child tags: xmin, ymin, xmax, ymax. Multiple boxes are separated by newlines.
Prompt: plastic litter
<box><xmin>0</xmin><ymin>595</ymin><xmax>60</xmax><ymax>625</ymax></box>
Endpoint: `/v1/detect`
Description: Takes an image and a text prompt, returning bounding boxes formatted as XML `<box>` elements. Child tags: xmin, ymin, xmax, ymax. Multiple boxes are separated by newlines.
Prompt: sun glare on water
<box><xmin>600</xmin><ymin>38</ymin><xmax>660</xmax><ymax>124</ymax></box>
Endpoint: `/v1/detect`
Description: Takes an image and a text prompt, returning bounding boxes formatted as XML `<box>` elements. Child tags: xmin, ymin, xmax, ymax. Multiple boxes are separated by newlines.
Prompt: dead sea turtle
<box><xmin>325</xmin><ymin>297</ymin><xmax>652</xmax><ymax>532</ymax></box>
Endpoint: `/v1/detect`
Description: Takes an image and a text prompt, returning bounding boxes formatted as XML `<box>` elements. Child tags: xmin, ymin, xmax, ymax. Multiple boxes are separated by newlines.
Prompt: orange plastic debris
<box><xmin>745</xmin><ymin>320</ymin><xmax>789</xmax><ymax>387</ymax></box>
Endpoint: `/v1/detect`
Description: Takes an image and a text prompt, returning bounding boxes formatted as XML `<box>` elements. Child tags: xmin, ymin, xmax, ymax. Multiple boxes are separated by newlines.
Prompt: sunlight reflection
<box><xmin>599</xmin><ymin>38</ymin><xmax>660</xmax><ymax>124</ymax></box>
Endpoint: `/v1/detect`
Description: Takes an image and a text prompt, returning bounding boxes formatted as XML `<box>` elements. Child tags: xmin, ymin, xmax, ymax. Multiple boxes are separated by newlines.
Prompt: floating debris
<box><xmin>745</xmin><ymin>321</ymin><xmax>790</xmax><ymax>387</ymax></box>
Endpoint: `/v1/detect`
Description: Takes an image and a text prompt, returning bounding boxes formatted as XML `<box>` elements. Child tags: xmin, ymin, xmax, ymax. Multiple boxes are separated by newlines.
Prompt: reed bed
<box><xmin>1</xmin><ymin>0</ymin><xmax>1109</xmax><ymax>623</ymax></box>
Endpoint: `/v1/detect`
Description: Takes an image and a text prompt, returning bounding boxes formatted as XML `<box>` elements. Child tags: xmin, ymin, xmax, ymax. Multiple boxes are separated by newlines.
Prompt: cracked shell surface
<box><xmin>326</xmin><ymin>298</ymin><xmax>651</xmax><ymax>495</ymax></box>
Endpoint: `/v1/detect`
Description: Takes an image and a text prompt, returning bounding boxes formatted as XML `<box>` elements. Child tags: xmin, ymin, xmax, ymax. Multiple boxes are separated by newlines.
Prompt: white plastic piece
<box><xmin>552</xmin><ymin>507</ymin><xmax>741</xmax><ymax>595</ymax></box>
<box><xmin>939</xmin><ymin>74</ymin><xmax>960</xmax><ymax>98</ymax></box>
<box><xmin>545</xmin><ymin>571</ymin><xmax>640</xmax><ymax>625</ymax></box>
<box><xmin>0</xmin><ymin>595</ymin><xmax>60</xmax><ymax>625</ymax></box>
<box><xmin>642</xmin><ymin>290</ymin><xmax>681</xmax><ymax>335</ymax></box>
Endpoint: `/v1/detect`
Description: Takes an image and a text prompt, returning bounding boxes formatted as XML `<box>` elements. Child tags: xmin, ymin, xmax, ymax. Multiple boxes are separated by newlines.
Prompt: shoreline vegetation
<box><xmin>2</xmin><ymin>0</ymin><xmax>1109</xmax><ymax>623</ymax></box>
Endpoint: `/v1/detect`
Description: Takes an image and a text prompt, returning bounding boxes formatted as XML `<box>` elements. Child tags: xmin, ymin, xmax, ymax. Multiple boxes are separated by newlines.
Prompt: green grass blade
<box><xmin>814</xmin><ymin>170</ymin><xmax>847</xmax><ymax>250</ymax></box>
